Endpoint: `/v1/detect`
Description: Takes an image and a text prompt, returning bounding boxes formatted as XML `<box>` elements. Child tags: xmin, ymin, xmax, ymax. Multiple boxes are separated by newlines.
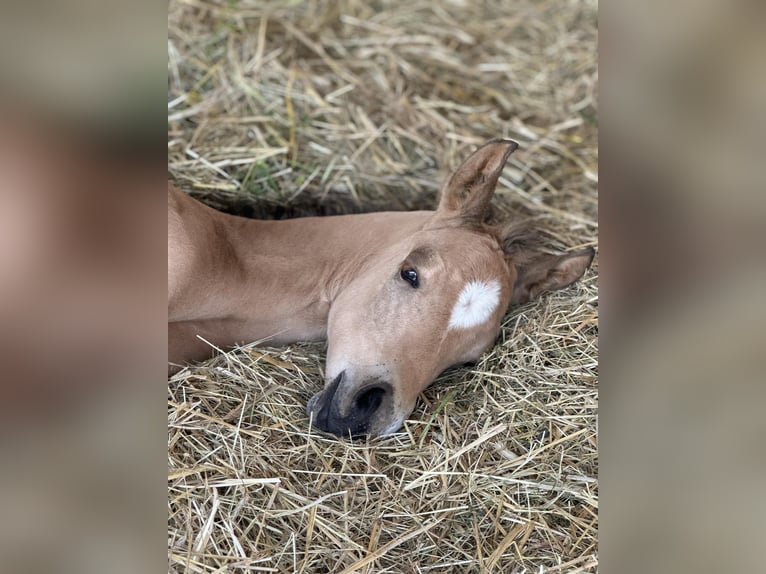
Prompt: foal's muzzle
<box><xmin>307</xmin><ymin>371</ymin><xmax>393</xmax><ymax>437</ymax></box>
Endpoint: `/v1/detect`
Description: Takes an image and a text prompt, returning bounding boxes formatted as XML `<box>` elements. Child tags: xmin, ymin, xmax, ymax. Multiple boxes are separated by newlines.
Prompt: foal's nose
<box><xmin>307</xmin><ymin>372</ymin><xmax>392</xmax><ymax>437</ymax></box>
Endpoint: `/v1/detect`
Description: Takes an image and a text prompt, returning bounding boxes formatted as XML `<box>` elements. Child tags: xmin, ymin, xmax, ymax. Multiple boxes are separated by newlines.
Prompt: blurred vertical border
<box><xmin>0</xmin><ymin>1</ymin><xmax>166</xmax><ymax>573</ymax></box>
<box><xmin>601</xmin><ymin>0</ymin><xmax>765</xmax><ymax>573</ymax></box>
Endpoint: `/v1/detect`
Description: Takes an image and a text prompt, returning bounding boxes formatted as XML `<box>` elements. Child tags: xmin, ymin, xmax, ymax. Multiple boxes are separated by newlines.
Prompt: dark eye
<box><xmin>400</xmin><ymin>267</ymin><xmax>419</xmax><ymax>288</ymax></box>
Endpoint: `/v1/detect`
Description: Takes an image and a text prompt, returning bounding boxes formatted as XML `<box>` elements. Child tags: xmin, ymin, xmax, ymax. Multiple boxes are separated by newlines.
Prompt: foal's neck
<box><xmin>169</xmin><ymin>185</ymin><xmax>432</xmax><ymax>367</ymax></box>
<box><xmin>199</xmin><ymin>207</ymin><xmax>431</xmax><ymax>348</ymax></box>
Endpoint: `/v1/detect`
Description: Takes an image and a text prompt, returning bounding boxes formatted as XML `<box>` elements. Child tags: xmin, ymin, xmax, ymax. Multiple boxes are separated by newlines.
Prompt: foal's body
<box><xmin>169</xmin><ymin>140</ymin><xmax>594</xmax><ymax>437</ymax></box>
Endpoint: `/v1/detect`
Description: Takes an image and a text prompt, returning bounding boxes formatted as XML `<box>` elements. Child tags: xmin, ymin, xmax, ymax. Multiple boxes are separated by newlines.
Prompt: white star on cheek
<box><xmin>448</xmin><ymin>280</ymin><xmax>501</xmax><ymax>330</ymax></box>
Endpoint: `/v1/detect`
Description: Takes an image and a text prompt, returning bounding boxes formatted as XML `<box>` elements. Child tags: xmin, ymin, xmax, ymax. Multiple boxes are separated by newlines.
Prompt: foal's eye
<box><xmin>400</xmin><ymin>267</ymin><xmax>419</xmax><ymax>288</ymax></box>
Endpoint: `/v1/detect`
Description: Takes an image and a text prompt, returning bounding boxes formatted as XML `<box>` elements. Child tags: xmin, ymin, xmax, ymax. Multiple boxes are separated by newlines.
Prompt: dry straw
<box><xmin>168</xmin><ymin>1</ymin><xmax>597</xmax><ymax>572</ymax></box>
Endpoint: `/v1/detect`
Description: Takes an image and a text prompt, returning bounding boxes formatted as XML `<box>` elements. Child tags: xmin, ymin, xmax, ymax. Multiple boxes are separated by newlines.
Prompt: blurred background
<box><xmin>0</xmin><ymin>0</ymin><xmax>762</xmax><ymax>573</ymax></box>
<box><xmin>601</xmin><ymin>1</ymin><xmax>765</xmax><ymax>572</ymax></box>
<box><xmin>0</xmin><ymin>1</ymin><xmax>166</xmax><ymax>573</ymax></box>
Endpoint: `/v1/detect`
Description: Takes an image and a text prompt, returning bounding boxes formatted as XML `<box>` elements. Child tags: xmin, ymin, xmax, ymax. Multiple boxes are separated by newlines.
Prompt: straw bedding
<box><xmin>168</xmin><ymin>1</ymin><xmax>598</xmax><ymax>572</ymax></box>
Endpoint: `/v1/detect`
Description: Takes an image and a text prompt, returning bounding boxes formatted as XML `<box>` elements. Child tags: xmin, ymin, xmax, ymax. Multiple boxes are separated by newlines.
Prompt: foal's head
<box><xmin>307</xmin><ymin>140</ymin><xmax>594</xmax><ymax>437</ymax></box>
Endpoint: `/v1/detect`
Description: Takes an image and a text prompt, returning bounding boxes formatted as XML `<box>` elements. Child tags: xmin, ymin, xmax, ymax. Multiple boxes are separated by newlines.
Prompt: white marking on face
<box><xmin>448</xmin><ymin>280</ymin><xmax>501</xmax><ymax>330</ymax></box>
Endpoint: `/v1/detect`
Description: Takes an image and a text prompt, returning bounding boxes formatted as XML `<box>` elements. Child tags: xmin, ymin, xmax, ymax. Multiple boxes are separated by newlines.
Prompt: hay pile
<box><xmin>168</xmin><ymin>1</ymin><xmax>598</xmax><ymax>572</ymax></box>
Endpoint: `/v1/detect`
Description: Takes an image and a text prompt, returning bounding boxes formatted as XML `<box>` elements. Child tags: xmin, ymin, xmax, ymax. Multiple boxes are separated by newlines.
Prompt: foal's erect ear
<box><xmin>502</xmin><ymin>227</ymin><xmax>595</xmax><ymax>306</ymax></box>
<box><xmin>437</xmin><ymin>139</ymin><xmax>519</xmax><ymax>224</ymax></box>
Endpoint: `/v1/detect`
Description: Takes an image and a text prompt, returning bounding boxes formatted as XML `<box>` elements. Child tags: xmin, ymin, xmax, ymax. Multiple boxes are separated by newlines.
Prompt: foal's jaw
<box><xmin>308</xmin><ymin>308</ymin><xmax>506</xmax><ymax>438</ymax></box>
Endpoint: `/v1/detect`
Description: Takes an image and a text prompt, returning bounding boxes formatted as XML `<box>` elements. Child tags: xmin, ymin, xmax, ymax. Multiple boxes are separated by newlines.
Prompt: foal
<box><xmin>169</xmin><ymin>140</ymin><xmax>594</xmax><ymax>437</ymax></box>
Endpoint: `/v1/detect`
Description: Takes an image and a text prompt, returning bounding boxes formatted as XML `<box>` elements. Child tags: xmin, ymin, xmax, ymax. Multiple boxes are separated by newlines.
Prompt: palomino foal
<box><xmin>169</xmin><ymin>139</ymin><xmax>594</xmax><ymax>437</ymax></box>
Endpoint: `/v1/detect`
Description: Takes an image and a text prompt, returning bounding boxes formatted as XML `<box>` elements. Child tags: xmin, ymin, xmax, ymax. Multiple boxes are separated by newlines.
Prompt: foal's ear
<box><xmin>502</xmin><ymin>228</ymin><xmax>595</xmax><ymax>306</ymax></box>
<box><xmin>436</xmin><ymin>139</ymin><xmax>519</xmax><ymax>224</ymax></box>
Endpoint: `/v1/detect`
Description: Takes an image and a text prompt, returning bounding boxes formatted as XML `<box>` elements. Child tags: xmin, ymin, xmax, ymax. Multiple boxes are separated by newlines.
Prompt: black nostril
<box><xmin>354</xmin><ymin>386</ymin><xmax>386</xmax><ymax>415</ymax></box>
<box><xmin>311</xmin><ymin>380</ymin><xmax>391</xmax><ymax>438</ymax></box>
